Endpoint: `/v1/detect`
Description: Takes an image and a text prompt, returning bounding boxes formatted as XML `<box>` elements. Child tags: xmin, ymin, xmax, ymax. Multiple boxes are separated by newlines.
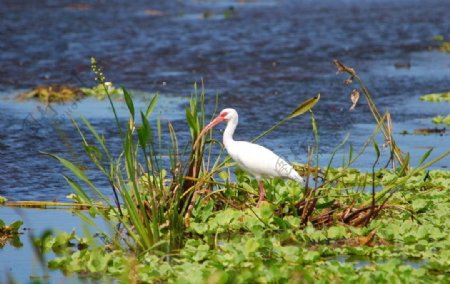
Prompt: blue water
<box><xmin>0</xmin><ymin>0</ymin><xmax>449</xmax><ymax>200</ymax></box>
<box><xmin>0</xmin><ymin>207</ymin><xmax>113</xmax><ymax>283</ymax></box>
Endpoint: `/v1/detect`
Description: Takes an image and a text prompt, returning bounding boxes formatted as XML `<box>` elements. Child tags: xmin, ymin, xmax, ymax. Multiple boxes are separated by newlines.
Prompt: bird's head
<box><xmin>194</xmin><ymin>108</ymin><xmax>238</xmax><ymax>148</ymax></box>
<box><xmin>218</xmin><ymin>108</ymin><xmax>238</xmax><ymax>121</ymax></box>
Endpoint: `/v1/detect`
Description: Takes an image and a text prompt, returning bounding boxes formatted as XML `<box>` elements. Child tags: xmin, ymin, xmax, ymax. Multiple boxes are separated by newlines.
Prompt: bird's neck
<box><xmin>223</xmin><ymin>116</ymin><xmax>238</xmax><ymax>148</ymax></box>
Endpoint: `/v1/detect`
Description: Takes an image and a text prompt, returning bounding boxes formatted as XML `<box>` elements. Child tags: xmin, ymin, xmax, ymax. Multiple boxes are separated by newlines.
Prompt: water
<box><xmin>1</xmin><ymin>0</ymin><xmax>449</xmax><ymax>202</ymax></box>
<box><xmin>0</xmin><ymin>207</ymin><xmax>112</xmax><ymax>284</ymax></box>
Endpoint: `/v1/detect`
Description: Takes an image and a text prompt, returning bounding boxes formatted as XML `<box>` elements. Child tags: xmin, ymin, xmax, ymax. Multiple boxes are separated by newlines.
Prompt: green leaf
<box><xmin>418</xmin><ymin>148</ymin><xmax>433</xmax><ymax>166</ymax></box>
<box><xmin>398</xmin><ymin>153</ymin><xmax>410</xmax><ymax>176</ymax></box>
<box><xmin>43</xmin><ymin>153</ymin><xmax>94</xmax><ymax>189</ymax></box>
<box><xmin>42</xmin><ymin>152</ymin><xmax>110</xmax><ymax>205</ymax></box>
<box><xmin>63</xmin><ymin>175</ymin><xmax>92</xmax><ymax>204</ymax></box>
<box><xmin>190</xmin><ymin>222</ymin><xmax>209</xmax><ymax>235</ymax></box>
<box><xmin>218</xmin><ymin>171</ymin><xmax>229</xmax><ymax>181</ymax></box>
<box><xmin>348</xmin><ymin>143</ymin><xmax>354</xmax><ymax>163</ymax></box>
<box><xmin>145</xmin><ymin>93</ymin><xmax>159</xmax><ymax>118</ymax></box>
<box><xmin>327</xmin><ymin>226</ymin><xmax>346</xmax><ymax>239</ymax></box>
<box><xmin>373</xmin><ymin>140</ymin><xmax>380</xmax><ymax>158</ymax></box>
<box><xmin>244</xmin><ymin>238</ymin><xmax>260</xmax><ymax>256</ymax></box>
<box><xmin>185</xmin><ymin>108</ymin><xmax>197</xmax><ymax>136</ymax></box>
<box><xmin>288</xmin><ymin>94</ymin><xmax>320</xmax><ymax>119</ymax></box>
<box><xmin>412</xmin><ymin>199</ymin><xmax>429</xmax><ymax>212</ymax></box>
<box><xmin>77</xmin><ymin>116</ymin><xmax>112</xmax><ymax>162</ymax></box>
<box><xmin>123</xmin><ymin>88</ymin><xmax>135</xmax><ymax>119</ymax></box>
<box><xmin>157</xmin><ymin>116</ymin><xmax>162</xmax><ymax>149</ymax></box>
<box><xmin>138</xmin><ymin>112</ymin><xmax>153</xmax><ymax>148</ymax></box>
<box><xmin>258</xmin><ymin>202</ymin><xmax>274</xmax><ymax>224</ymax></box>
<box><xmin>303</xmin><ymin>250</ymin><xmax>320</xmax><ymax>263</ymax></box>
<box><xmin>311</xmin><ymin>111</ymin><xmax>319</xmax><ymax>143</ymax></box>
<box><xmin>192</xmin><ymin>244</ymin><xmax>209</xmax><ymax>262</ymax></box>
<box><xmin>10</xmin><ymin>220</ymin><xmax>23</xmax><ymax>231</ymax></box>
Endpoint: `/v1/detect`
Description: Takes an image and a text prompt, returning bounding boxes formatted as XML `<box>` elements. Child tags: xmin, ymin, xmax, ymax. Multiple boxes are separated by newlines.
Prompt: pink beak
<box><xmin>193</xmin><ymin>115</ymin><xmax>225</xmax><ymax>148</ymax></box>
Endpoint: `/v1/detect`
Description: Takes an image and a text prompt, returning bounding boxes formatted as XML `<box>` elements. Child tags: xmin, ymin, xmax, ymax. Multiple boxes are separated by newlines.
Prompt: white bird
<box><xmin>195</xmin><ymin>108</ymin><xmax>305</xmax><ymax>207</ymax></box>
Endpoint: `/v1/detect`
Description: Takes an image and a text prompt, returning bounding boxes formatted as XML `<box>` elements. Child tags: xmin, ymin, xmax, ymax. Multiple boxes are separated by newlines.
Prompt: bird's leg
<box><xmin>256</xmin><ymin>180</ymin><xmax>266</xmax><ymax>207</ymax></box>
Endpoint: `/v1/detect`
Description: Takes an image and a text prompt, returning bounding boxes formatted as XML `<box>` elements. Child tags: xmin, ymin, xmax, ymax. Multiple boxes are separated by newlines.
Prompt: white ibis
<box><xmin>195</xmin><ymin>108</ymin><xmax>305</xmax><ymax>207</ymax></box>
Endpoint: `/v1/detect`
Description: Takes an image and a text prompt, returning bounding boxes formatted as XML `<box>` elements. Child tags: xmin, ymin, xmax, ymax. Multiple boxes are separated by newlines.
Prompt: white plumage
<box><xmin>226</xmin><ymin>141</ymin><xmax>303</xmax><ymax>182</ymax></box>
<box><xmin>196</xmin><ymin>108</ymin><xmax>304</xmax><ymax>206</ymax></box>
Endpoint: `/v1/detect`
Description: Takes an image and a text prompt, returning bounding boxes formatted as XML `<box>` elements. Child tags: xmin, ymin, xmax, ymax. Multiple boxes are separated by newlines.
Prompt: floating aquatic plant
<box><xmin>0</xmin><ymin>219</ymin><xmax>23</xmax><ymax>248</ymax></box>
<box><xmin>80</xmin><ymin>82</ymin><xmax>124</xmax><ymax>100</ymax></box>
<box><xmin>16</xmin><ymin>84</ymin><xmax>85</xmax><ymax>104</ymax></box>
<box><xmin>420</xmin><ymin>92</ymin><xmax>450</xmax><ymax>103</ymax></box>
<box><xmin>432</xmin><ymin>114</ymin><xmax>450</xmax><ymax>126</ymax></box>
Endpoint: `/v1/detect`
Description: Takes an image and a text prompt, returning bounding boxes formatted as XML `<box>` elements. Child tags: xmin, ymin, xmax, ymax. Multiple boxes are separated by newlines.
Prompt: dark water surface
<box><xmin>1</xmin><ymin>0</ymin><xmax>449</xmax><ymax>202</ymax></box>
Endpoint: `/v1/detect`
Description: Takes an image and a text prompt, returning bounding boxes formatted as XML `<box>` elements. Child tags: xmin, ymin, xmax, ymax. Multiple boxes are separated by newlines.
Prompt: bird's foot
<box><xmin>256</xmin><ymin>193</ymin><xmax>265</xmax><ymax>208</ymax></box>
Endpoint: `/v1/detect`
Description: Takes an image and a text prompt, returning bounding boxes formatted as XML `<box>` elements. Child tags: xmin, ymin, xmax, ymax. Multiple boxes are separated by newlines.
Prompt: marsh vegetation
<box><xmin>2</xmin><ymin>59</ymin><xmax>448</xmax><ymax>283</ymax></box>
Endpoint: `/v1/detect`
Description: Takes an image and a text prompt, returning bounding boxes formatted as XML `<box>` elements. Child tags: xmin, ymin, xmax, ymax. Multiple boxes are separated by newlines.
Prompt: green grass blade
<box><xmin>78</xmin><ymin>116</ymin><xmax>113</xmax><ymax>162</ymax></box>
<box><xmin>63</xmin><ymin>176</ymin><xmax>92</xmax><ymax>205</ymax></box>
<box><xmin>145</xmin><ymin>93</ymin><xmax>159</xmax><ymax>118</ymax></box>
<box><xmin>373</xmin><ymin>140</ymin><xmax>380</xmax><ymax>158</ymax></box>
<box><xmin>418</xmin><ymin>148</ymin><xmax>433</xmax><ymax>166</ymax></box>
<box><xmin>138</xmin><ymin>112</ymin><xmax>153</xmax><ymax>149</ymax></box>
<box><xmin>186</xmin><ymin>107</ymin><xmax>198</xmax><ymax>138</ymax></box>
<box><xmin>398</xmin><ymin>153</ymin><xmax>410</xmax><ymax>176</ymax></box>
<box><xmin>157</xmin><ymin>116</ymin><xmax>162</xmax><ymax>150</ymax></box>
<box><xmin>123</xmin><ymin>88</ymin><xmax>135</xmax><ymax>119</ymax></box>
<box><xmin>43</xmin><ymin>152</ymin><xmax>111</xmax><ymax>205</ymax></box>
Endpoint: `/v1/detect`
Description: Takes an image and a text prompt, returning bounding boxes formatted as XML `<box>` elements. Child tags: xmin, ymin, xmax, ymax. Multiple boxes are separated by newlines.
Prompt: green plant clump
<box><xmin>38</xmin><ymin>169</ymin><xmax>450</xmax><ymax>282</ymax></box>
<box><xmin>32</xmin><ymin>59</ymin><xmax>449</xmax><ymax>283</ymax></box>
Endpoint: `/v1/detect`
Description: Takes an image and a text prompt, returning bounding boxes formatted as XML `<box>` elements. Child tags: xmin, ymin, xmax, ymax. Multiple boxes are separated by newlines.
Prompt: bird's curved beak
<box><xmin>193</xmin><ymin>115</ymin><xmax>225</xmax><ymax>148</ymax></box>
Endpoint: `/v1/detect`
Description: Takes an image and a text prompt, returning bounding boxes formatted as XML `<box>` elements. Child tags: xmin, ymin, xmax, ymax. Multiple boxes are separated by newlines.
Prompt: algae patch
<box><xmin>17</xmin><ymin>84</ymin><xmax>86</xmax><ymax>103</ymax></box>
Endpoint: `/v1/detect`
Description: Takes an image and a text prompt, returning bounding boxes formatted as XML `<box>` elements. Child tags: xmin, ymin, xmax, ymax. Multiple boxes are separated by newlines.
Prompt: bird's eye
<box><xmin>220</xmin><ymin>112</ymin><xmax>228</xmax><ymax>117</ymax></box>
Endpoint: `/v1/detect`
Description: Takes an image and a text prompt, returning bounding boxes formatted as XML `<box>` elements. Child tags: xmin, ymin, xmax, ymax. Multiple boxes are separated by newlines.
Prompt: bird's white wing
<box><xmin>226</xmin><ymin>141</ymin><xmax>303</xmax><ymax>183</ymax></box>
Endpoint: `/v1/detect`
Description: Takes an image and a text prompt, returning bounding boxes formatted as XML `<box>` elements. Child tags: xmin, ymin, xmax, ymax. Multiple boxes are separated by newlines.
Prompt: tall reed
<box><xmin>46</xmin><ymin>59</ymin><xmax>212</xmax><ymax>253</ymax></box>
